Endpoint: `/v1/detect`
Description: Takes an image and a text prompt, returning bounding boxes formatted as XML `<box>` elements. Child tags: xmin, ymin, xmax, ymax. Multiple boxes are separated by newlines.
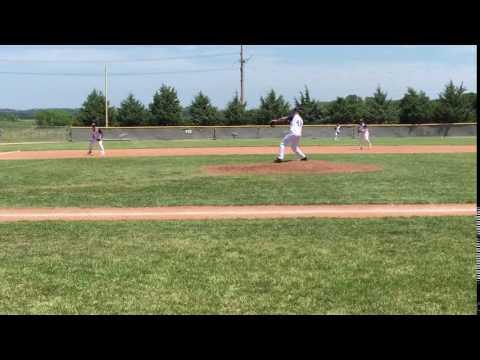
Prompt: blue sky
<box><xmin>0</xmin><ymin>45</ymin><xmax>476</xmax><ymax>109</ymax></box>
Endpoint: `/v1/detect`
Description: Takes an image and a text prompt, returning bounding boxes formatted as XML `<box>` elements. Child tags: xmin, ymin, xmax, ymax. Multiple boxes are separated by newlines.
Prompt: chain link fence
<box><xmin>70</xmin><ymin>123</ymin><xmax>477</xmax><ymax>142</ymax></box>
<box><xmin>0</xmin><ymin>124</ymin><xmax>71</xmax><ymax>143</ymax></box>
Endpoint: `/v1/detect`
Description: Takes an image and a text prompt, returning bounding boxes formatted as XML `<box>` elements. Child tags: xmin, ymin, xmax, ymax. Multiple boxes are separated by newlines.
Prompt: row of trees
<box><xmin>35</xmin><ymin>81</ymin><xmax>477</xmax><ymax>127</ymax></box>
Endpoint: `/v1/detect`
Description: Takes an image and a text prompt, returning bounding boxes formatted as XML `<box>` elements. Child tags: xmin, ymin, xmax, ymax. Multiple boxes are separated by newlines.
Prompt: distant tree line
<box><xmin>0</xmin><ymin>108</ymin><xmax>78</xmax><ymax>120</ymax></box>
<box><xmin>6</xmin><ymin>81</ymin><xmax>475</xmax><ymax>127</ymax></box>
<box><xmin>0</xmin><ymin>113</ymin><xmax>19</xmax><ymax>122</ymax></box>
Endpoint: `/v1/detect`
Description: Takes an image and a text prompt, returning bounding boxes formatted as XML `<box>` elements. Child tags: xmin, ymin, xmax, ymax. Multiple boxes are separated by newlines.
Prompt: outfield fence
<box><xmin>70</xmin><ymin>123</ymin><xmax>477</xmax><ymax>142</ymax></box>
<box><xmin>0</xmin><ymin>125</ymin><xmax>71</xmax><ymax>143</ymax></box>
<box><xmin>0</xmin><ymin>123</ymin><xmax>475</xmax><ymax>143</ymax></box>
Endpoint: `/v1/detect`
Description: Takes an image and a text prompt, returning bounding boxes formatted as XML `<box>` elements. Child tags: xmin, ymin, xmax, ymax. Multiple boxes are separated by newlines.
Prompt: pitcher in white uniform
<box><xmin>87</xmin><ymin>122</ymin><xmax>105</xmax><ymax>156</ymax></box>
<box><xmin>270</xmin><ymin>107</ymin><xmax>307</xmax><ymax>163</ymax></box>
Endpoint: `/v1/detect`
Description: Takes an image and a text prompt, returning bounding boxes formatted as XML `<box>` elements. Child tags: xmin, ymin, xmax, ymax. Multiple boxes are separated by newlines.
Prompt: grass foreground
<box><xmin>0</xmin><ymin>216</ymin><xmax>475</xmax><ymax>314</ymax></box>
<box><xmin>0</xmin><ymin>153</ymin><xmax>475</xmax><ymax>207</ymax></box>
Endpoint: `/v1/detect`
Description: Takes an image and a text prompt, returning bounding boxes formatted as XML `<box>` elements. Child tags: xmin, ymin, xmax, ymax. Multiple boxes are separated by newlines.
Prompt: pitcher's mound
<box><xmin>204</xmin><ymin>160</ymin><xmax>382</xmax><ymax>175</ymax></box>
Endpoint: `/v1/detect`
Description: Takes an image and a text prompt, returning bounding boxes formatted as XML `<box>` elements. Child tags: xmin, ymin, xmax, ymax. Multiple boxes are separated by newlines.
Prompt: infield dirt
<box><xmin>0</xmin><ymin>145</ymin><xmax>475</xmax><ymax>160</ymax></box>
<box><xmin>0</xmin><ymin>204</ymin><xmax>474</xmax><ymax>222</ymax></box>
<box><xmin>203</xmin><ymin>160</ymin><xmax>382</xmax><ymax>175</ymax></box>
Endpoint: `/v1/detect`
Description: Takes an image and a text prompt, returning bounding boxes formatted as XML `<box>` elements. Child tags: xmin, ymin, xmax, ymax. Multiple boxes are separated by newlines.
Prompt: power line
<box><xmin>0</xmin><ymin>67</ymin><xmax>237</xmax><ymax>77</ymax></box>
<box><xmin>110</xmin><ymin>67</ymin><xmax>237</xmax><ymax>76</ymax></box>
<box><xmin>0</xmin><ymin>52</ymin><xmax>239</xmax><ymax>64</ymax></box>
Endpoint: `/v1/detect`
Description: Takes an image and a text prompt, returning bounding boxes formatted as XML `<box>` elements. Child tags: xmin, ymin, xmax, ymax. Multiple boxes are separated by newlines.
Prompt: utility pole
<box><xmin>104</xmin><ymin>64</ymin><xmax>109</xmax><ymax>128</ymax></box>
<box><xmin>239</xmin><ymin>45</ymin><xmax>252</xmax><ymax>106</ymax></box>
<box><xmin>240</xmin><ymin>45</ymin><xmax>245</xmax><ymax>105</ymax></box>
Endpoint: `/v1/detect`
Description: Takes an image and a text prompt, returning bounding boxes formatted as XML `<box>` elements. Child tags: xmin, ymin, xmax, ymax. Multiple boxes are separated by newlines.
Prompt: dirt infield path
<box><xmin>0</xmin><ymin>145</ymin><xmax>475</xmax><ymax>160</ymax></box>
<box><xmin>0</xmin><ymin>204</ymin><xmax>474</xmax><ymax>222</ymax></box>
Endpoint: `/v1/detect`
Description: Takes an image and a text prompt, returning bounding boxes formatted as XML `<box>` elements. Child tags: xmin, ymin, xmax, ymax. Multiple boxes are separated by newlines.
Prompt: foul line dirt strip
<box><xmin>0</xmin><ymin>145</ymin><xmax>475</xmax><ymax>160</ymax></box>
<box><xmin>0</xmin><ymin>204</ymin><xmax>474</xmax><ymax>222</ymax></box>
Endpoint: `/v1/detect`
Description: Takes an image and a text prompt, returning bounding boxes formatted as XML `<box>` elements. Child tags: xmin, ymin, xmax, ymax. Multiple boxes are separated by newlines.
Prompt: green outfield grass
<box><xmin>0</xmin><ymin>136</ymin><xmax>476</xmax><ymax>152</ymax></box>
<box><xmin>0</xmin><ymin>153</ymin><xmax>475</xmax><ymax>207</ymax></box>
<box><xmin>0</xmin><ymin>217</ymin><xmax>474</xmax><ymax>314</ymax></box>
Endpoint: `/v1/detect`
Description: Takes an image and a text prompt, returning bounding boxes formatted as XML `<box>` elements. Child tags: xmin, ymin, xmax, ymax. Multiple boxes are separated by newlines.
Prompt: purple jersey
<box><xmin>91</xmin><ymin>128</ymin><xmax>103</xmax><ymax>141</ymax></box>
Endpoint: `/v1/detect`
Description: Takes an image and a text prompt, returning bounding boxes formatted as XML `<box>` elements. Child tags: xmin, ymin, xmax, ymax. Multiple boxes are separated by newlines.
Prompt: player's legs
<box><xmin>277</xmin><ymin>134</ymin><xmax>293</xmax><ymax>161</ymax></box>
<box><xmin>361</xmin><ymin>133</ymin><xmax>367</xmax><ymax>149</ymax></box>
<box><xmin>365</xmin><ymin>132</ymin><xmax>372</xmax><ymax>148</ymax></box>
<box><xmin>359</xmin><ymin>133</ymin><xmax>365</xmax><ymax>150</ymax></box>
<box><xmin>98</xmin><ymin>140</ymin><xmax>105</xmax><ymax>156</ymax></box>
<box><xmin>88</xmin><ymin>140</ymin><xmax>94</xmax><ymax>154</ymax></box>
<box><xmin>290</xmin><ymin>136</ymin><xmax>307</xmax><ymax>160</ymax></box>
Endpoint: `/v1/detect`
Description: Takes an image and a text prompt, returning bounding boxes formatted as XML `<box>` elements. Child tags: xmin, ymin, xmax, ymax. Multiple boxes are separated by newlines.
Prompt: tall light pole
<box><xmin>104</xmin><ymin>64</ymin><xmax>109</xmax><ymax>128</ymax></box>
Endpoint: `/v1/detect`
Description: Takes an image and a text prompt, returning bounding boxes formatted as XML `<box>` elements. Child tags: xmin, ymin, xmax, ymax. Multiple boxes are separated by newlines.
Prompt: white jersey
<box><xmin>289</xmin><ymin>114</ymin><xmax>303</xmax><ymax>137</ymax></box>
<box><xmin>359</xmin><ymin>124</ymin><xmax>369</xmax><ymax>135</ymax></box>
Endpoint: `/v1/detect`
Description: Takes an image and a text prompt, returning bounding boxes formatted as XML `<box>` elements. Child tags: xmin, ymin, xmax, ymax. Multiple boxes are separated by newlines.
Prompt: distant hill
<box><xmin>0</xmin><ymin>108</ymin><xmax>80</xmax><ymax>119</ymax></box>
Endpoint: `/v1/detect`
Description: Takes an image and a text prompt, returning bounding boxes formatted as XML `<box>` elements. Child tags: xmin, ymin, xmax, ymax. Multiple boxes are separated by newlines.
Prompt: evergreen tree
<box><xmin>117</xmin><ymin>94</ymin><xmax>149</xmax><ymax>126</ymax></box>
<box><xmin>462</xmin><ymin>92</ymin><xmax>477</xmax><ymax>122</ymax></box>
<box><xmin>364</xmin><ymin>86</ymin><xmax>399</xmax><ymax>123</ymax></box>
<box><xmin>76</xmin><ymin>89</ymin><xmax>115</xmax><ymax>126</ymax></box>
<box><xmin>180</xmin><ymin>107</ymin><xmax>193</xmax><ymax>125</ymax></box>
<box><xmin>189</xmin><ymin>92</ymin><xmax>219</xmax><ymax>126</ymax></box>
<box><xmin>258</xmin><ymin>89</ymin><xmax>290</xmax><ymax>124</ymax></box>
<box><xmin>399</xmin><ymin>88</ymin><xmax>433</xmax><ymax>124</ymax></box>
<box><xmin>294</xmin><ymin>86</ymin><xmax>324</xmax><ymax>123</ymax></box>
<box><xmin>149</xmin><ymin>85</ymin><xmax>183</xmax><ymax>126</ymax></box>
<box><xmin>434</xmin><ymin>81</ymin><xmax>471</xmax><ymax>123</ymax></box>
<box><xmin>244</xmin><ymin>109</ymin><xmax>261</xmax><ymax>125</ymax></box>
<box><xmin>327</xmin><ymin>95</ymin><xmax>365</xmax><ymax>123</ymax></box>
<box><xmin>223</xmin><ymin>92</ymin><xmax>247</xmax><ymax>125</ymax></box>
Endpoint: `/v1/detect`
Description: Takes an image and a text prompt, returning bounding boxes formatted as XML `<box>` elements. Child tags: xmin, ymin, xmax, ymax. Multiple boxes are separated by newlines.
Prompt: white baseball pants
<box><xmin>89</xmin><ymin>140</ymin><xmax>105</xmax><ymax>155</ymax></box>
<box><xmin>278</xmin><ymin>133</ymin><xmax>306</xmax><ymax>160</ymax></box>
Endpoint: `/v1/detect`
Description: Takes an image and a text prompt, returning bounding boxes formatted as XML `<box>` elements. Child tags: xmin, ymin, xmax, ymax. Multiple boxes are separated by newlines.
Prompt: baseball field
<box><xmin>0</xmin><ymin>136</ymin><xmax>476</xmax><ymax>314</ymax></box>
